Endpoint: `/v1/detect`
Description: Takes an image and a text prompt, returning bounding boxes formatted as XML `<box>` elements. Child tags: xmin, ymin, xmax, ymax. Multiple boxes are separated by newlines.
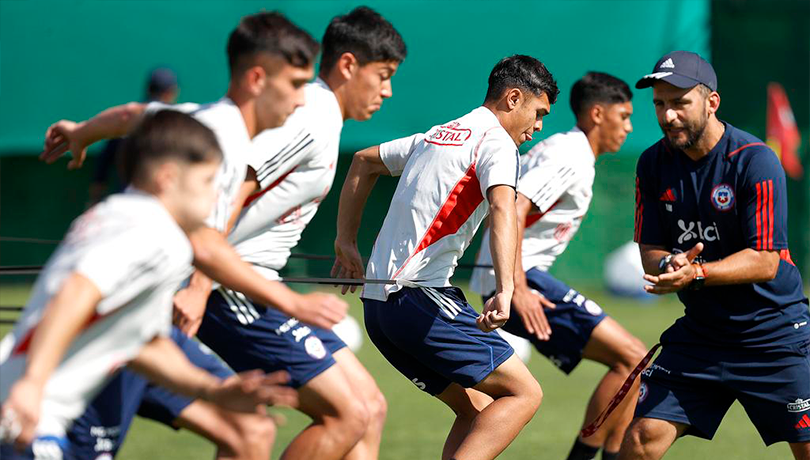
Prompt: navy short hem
<box><xmin>363</xmin><ymin>286</ymin><xmax>515</xmax><ymax>396</ymax></box>
<box><xmin>636</xmin><ymin>342</ymin><xmax>810</xmax><ymax>446</ymax></box>
<box><xmin>199</xmin><ymin>287</ymin><xmax>339</xmax><ymax>389</ymax></box>
<box><xmin>484</xmin><ymin>268</ymin><xmax>607</xmax><ymax>374</ymax></box>
<box><xmin>468</xmin><ymin>346</ymin><xmax>515</xmax><ymax>388</ymax></box>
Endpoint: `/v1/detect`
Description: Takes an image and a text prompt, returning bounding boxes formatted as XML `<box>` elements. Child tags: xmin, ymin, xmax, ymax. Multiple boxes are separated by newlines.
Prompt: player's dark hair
<box><xmin>570</xmin><ymin>71</ymin><xmax>633</xmax><ymax>118</ymax></box>
<box><xmin>319</xmin><ymin>6</ymin><xmax>407</xmax><ymax>73</ymax></box>
<box><xmin>484</xmin><ymin>55</ymin><xmax>559</xmax><ymax>104</ymax></box>
<box><xmin>227</xmin><ymin>12</ymin><xmax>319</xmax><ymax>75</ymax></box>
<box><xmin>119</xmin><ymin>110</ymin><xmax>223</xmax><ymax>186</ymax></box>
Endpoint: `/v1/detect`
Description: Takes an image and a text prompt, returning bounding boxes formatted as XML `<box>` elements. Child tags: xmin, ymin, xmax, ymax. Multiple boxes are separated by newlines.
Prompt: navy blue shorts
<box><xmin>64</xmin><ymin>327</ymin><xmax>233</xmax><ymax>459</ymax></box>
<box><xmin>363</xmin><ymin>286</ymin><xmax>514</xmax><ymax>396</ymax></box>
<box><xmin>197</xmin><ymin>287</ymin><xmax>346</xmax><ymax>388</ymax></box>
<box><xmin>637</xmin><ymin>342</ymin><xmax>810</xmax><ymax>445</ymax></box>
<box><xmin>482</xmin><ymin>268</ymin><xmax>607</xmax><ymax>374</ymax></box>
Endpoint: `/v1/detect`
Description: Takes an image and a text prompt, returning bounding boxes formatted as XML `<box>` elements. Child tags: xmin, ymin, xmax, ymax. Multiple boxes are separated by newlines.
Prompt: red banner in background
<box><xmin>767</xmin><ymin>83</ymin><xmax>803</xmax><ymax>179</ymax></box>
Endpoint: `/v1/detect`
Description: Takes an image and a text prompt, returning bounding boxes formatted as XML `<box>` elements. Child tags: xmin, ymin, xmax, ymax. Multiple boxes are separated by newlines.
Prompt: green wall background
<box><xmin>1</xmin><ymin>0</ymin><xmax>806</xmax><ymax>287</ymax></box>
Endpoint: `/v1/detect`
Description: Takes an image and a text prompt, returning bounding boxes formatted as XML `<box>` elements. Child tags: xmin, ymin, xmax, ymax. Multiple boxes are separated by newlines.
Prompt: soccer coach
<box><xmin>620</xmin><ymin>50</ymin><xmax>810</xmax><ymax>460</ymax></box>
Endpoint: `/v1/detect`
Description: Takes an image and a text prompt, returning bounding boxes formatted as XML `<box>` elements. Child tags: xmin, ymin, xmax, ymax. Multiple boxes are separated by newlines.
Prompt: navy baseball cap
<box><xmin>147</xmin><ymin>67</ymin><xmax>178</xmax><ymax>94</ymax></box>
<box><xmin>635</xmin><ymin>51</ymin><xmax>717</xmax><ymax>91</ymax></box>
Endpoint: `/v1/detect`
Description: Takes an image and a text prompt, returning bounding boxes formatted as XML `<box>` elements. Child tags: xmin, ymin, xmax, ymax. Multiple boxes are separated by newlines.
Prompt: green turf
<box><xmin>0</xmin><ymin>283</ymin><xmax>796</xmax><ymax>459</ymax></box>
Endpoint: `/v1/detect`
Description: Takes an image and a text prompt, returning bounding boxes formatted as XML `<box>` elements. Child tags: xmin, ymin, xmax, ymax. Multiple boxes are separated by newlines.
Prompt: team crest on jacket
<box><xmin>711</xmin><ymin>184</ymin><xmax>735</xmax><ymax>211</ymax></box>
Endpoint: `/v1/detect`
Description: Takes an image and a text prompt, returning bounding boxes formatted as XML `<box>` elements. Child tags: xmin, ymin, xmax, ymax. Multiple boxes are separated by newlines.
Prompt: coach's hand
<box><xmin>644</xmin><ymin>243</ymin><xmax>703</xmax><ymax>294</ymax></box>
<box><xmin>478</xmin><ymin>291</ymin><xmax>511</xmax><ymax>332</ymax></box>
<box><xmin>332</xmin><ymin>239</ymin><xmax>365</xmax><ymax>294</ymax></box>
<box><xmin>512</xmin><ymin>287</ymin><xmax>555</xmax><ymax>341</ymax></box>
<box><xmin>173</xmin><ymin>286</ymin><xmax>210</xmax><ymax>337</ymax></box>
<box><xmin>0</xmin><ymin>377</ymin><xmax>43</xmax><ymax>448</ymax></box>
<box><xmin>207</xmin><ymin>370</ymin><xmax>298</xmax><ymax>413</ymax></box>
<box><xmin>41</xmin><ymin>120</ymin><xmax>91</xmax><ymax>169</ymax></box>
<box><xmin>293</xmin><ymin>292</ymin><xmax>348</xmax><ymax>329</ymax></box>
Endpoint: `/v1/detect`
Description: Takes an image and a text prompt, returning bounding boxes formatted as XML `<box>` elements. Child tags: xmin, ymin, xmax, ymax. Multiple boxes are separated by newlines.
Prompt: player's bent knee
<box><xmin>366</xmin><ymin>389</ymin><xmax>388</xmax><ymax>426</ymax></box>
<box><xmin>620</xmin><ymin>418</ymin><xmax>671</xmax><ymax>459</ymax></box>
<box><xmin>333</xmin><ymin>398</ymin><xmax>370</xmax><ymax>445</ymax></box>
<box><xmin>526</xmin><ymin>378</ymin><xmax>543</xmax><ymax>411</ymax></box>
<box><xmin>616</xmin><ymin>338</ymin><xmax>648</xmax><ymax>373</ymax></box>
<box><xmin>229</xmin><ymin>412</ymin><xmax>276</xmax><ymax>453</ymax></box>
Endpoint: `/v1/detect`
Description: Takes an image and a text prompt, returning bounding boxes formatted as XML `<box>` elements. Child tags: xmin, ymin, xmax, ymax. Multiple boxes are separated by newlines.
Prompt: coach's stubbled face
<box><xmin>599</xmin><ymin>101</ymin><xmax>633</xmax><ymax>153</ymax></box>
<box><xmin>257</xmin><ymin>60</ymin><xmax>314</xmax><ymax>130</ymax></box>
<box><xmin>653</xmin><ymin>82</ymin><xmax>710</xmax><ymax>151</ymax></box>
<box><xmin>344</xmin><ymin>61</ymin><xmax>398</xmax><ymax>121</ymax></box>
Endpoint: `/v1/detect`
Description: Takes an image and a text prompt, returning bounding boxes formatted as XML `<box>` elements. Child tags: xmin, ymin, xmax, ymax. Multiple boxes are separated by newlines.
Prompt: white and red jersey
<box><xmin>363</xmin><ymin>106</ymin><xmax>519</xmax><ymax>301</ymax></box>
<box><xmin>228</xmin><ymin>79</ymin><xmax>343</xmax><ymax>280</ymax></box>
<box><xmin>0</xmin><ymin>190</ymin><xmax>192</xmax><ymax>438</ymax></box>
<box><xmin>147</xmin><ymin>98</ymin><xmax>250</xmax><ymax>232</ymax></box>
<box><xmin>471</xmin><ymin>127</ymin><xmax>595</xmax><ymax>296</ymax></box>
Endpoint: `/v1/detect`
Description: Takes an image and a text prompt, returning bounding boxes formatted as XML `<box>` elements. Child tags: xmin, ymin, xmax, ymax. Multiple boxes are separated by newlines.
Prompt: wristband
<box><xmin>688</xmin><ymin>263</ymin><xmax>706</xmax><ymax>290</ymax></box>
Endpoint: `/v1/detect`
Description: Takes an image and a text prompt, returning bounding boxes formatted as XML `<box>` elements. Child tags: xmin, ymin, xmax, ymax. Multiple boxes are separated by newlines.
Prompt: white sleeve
<box><xmin>379</xmin><ymin>133</ymin><xmax>425</xmax><ymax>177</ymax></box>
<box><xmin>74</xmin><ymin>229</ymin><xmax>166</xmax><ymax>301</ymax></box>
<box><xmin>517</xmin><ymin>157</ymin><xmax>579</xmax><ymax>213</ymax></box>
<box><xmin>475</xmin><ymin>132</ymin><xmax>519</xmax><ymax>199</ymax></box>
<box><xmin>250</xmin><ymin>125</ymin><xmax>313</xmax><ymax>187</ymax></box>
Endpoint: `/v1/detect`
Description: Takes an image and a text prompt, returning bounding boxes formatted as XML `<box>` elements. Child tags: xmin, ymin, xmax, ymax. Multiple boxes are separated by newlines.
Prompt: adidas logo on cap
<box><xmin>659</xmin><ymin>58</ymin><xmax>675</xmax><ymax>69</ymax></box>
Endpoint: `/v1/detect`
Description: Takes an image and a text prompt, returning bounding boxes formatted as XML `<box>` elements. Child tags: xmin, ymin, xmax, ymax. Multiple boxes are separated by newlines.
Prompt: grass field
<box><xmin>0</xmin><ymin>282</ymin><xmax>797</xmax><ymax>459</ymax></box>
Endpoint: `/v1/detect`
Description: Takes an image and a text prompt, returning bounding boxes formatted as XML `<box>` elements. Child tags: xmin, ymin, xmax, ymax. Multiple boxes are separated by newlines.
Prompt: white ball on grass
<box><xmin>332</xmin><ymin>314</ymin><xmax>363</xmax><ymax>353</ymax></box>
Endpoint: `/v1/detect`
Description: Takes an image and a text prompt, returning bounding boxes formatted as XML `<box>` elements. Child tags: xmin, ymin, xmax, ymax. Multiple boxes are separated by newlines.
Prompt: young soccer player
<box><xmin>333</xmin><ymin>55</ymin><xmax>558</xmax><ymax>460</ymax></box>
<box><xmin>470</xmin><ymin>72</ymin><xmax>647</xmax><ymax>460</ymax></box>
<box><xmin>37</xmin><ymin>12</ymin><xmax>343</xmax><ymax>459</ymax></box>
<box><xmin>0</xmin><ymin>111</ymin><xmax>296</xmax><ymax>459</ymax></box>
<box><xmin>198</xmin><ymin>7</ymin><xmax>407</xmax><ymax>459</ymax></box>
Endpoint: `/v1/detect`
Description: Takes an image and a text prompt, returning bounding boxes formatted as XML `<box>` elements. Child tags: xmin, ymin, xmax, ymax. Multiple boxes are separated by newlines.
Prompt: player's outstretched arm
<box><xmin>189</xmin><ymin>226</ymin><xmax>347</xmax><ymax>329</ymax></box>
<box><xmin>478</xmin><ymin>185</ymin><xmax>517</xmax><ymax>332</ymax></box>
<box><xmin>129</xmin><ymin>336</ymin><xmax>298</xmax><ymax>413</ymax></box>
<box><xmin>510</xmin><ymin>193</ymin><xmax>555</xmax><ymax>340</ymax></box>
<box><xmin>0</xmin><ymin>273</ymin><xmax>103</xmax><ymax>446</ymax></box>
<box><xmin>40</xmin><ymin>102</ymin><xmax>147</xmax><ymax>169</ymax></box>
<box><xmin>333</xmin><ymin>145</ymin><xmax>391</xmax><ymax>294</ymax></box>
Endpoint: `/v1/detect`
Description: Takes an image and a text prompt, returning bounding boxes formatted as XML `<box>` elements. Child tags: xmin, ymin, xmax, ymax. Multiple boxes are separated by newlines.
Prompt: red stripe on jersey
<box><xmin>12</xmin><ymin>311</ymin><xmax>106</xmax><ymax>356</ymax></box>
<box><xmin>392</xmin><ymin>163</ymin><xmax>484</xmax><ymax>279</ymax></box>
<box><xmin>727</xmin><ymin>142</ymin><xmax>767</xmax><ymax>158</ymax></box>
<box><xmin>12</xmin><ymin>328</ymin><xmax>36</xmax><ymax>356</ymax></box>
<box><xmin>244</xmin><ymin>165</ymin><xmax>299</xmax><ymax>207</ymax></box>
<box><xmin>767</xmin><ymin>180</ymin><xmax>774</xmax><ymax>250</ymax></box>
<box><xmin>525</xmin><ymin>200</ymin><xmax>560</xmax><ymax>228</ymax></box>
<box><xmin>781</xmin><ymin>249</ymin><xmax>795</xmax><ymax>266</ymax></box>
<box><xmin>755</xmin><ymin>182</ymin><xmax>763</xmax><ymax>250</ymax></box>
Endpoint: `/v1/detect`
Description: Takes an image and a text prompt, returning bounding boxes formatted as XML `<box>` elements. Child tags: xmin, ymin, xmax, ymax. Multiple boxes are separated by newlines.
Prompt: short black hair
<box><xmin>570</xmin><ymin>71</ymin><xmax>632</xmax><ymax>118</ymax></box>
<box><xmin>320</xmin><ymin>6</ymin><xmax>407</xmax><ymax>73</ymax></box>
<box><xmin>119</xmin><ymin>110</ymin><xmax>223</xmax><ymax>186</ymax></box>
<box><xmin>484</xmin><ymin>55</ymin><xmax>559</xmax><ymax>104</ymax></box>
<box><xmin>227</xmin><ymin>11</ymin><xmax>319</xmax><ymax>75</ymax></box>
